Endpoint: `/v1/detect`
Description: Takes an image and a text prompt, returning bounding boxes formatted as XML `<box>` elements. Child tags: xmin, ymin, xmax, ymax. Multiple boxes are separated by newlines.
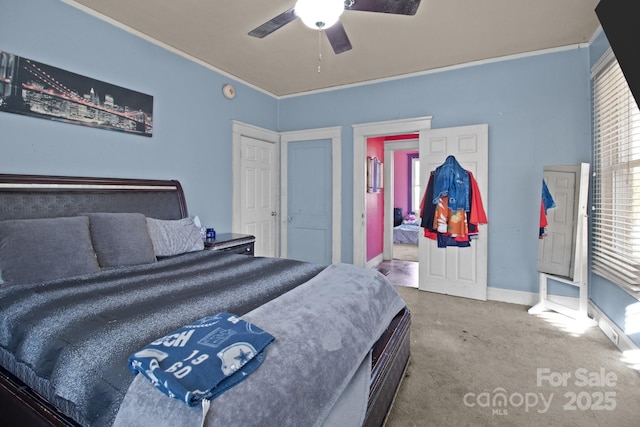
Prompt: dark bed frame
<box><xmin>0</xmin><ymin>173</ymin><xmax>410</xmax><ymax>427</ymax></box>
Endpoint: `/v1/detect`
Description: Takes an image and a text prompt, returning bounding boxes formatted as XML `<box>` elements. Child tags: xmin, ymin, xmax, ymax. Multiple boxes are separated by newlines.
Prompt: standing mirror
<box><xmin>537</xmin><ymin>163</ymin><xmax>590</xmax><ymax>281</ymax></box>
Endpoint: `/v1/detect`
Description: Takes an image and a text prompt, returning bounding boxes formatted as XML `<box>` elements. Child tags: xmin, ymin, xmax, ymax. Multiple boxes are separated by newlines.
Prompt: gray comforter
<box><xmin>0</xmin><ymin>250</ymin><xmax>324</xmax><ymax>426</ymax></box>
<box><xmin>114</xmin><ymin>263</ymin><xmax>406</xmax><ymax>427</ymax></box>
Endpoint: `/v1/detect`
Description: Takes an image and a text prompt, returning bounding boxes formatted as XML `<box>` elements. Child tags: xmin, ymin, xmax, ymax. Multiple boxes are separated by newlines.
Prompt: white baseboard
<box><xmin>367</xmin><ymin>253</ymin><xmax>384</xmax><ymax>268</ymax></box>
<box><xmin>589</xmin><ymin>302</ymin><xmax>640</xmax><ymax>354</ymax></box>
<box><xmin>487</xmin><ymin>287</ymin><xmax>585</xmax><ymax>310</ymax></box>
<box><xmin>487</xmin><ymin>286</ymin><xmax>539</xmax><ymax>306</ymax></box>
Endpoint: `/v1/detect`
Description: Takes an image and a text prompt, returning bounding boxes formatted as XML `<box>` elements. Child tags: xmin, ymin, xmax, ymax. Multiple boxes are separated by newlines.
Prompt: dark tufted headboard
<box><xmin>0</xmin><ymin>174</ymin><xmax>188</xmax><ymax>221</ymax></box>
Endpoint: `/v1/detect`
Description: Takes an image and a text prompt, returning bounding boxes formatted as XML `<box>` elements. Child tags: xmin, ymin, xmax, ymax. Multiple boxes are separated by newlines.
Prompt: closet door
<box><xmin>418</xmin><ymin>124</ymin><xmax>488</xmax><ymax>300</ymax></box>
<box><xmin>286</xmin><ymin>139</ymin><xmax>333</xmax><ymax>265</ymax></box>
<box><xmin>239</xmin><ymin>135</ymin><xmax>278</xmax><ymax>257</ymax></box>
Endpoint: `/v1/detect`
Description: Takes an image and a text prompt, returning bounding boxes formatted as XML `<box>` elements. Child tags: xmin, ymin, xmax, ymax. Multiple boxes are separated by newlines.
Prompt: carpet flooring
<box><xmin>393</xmin><ymin>243</ymin><xmax>419</xmax><ymax>262</ymax></box>
<box><xmin>384</xmin><ymin>287</ymin><xmax>640</xmax><ymax>427</ymax></box>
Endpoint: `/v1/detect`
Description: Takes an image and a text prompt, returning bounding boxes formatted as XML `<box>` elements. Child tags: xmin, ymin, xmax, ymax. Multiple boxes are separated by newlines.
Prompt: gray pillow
<box><xmin>146</xmin><ymin>217</ymin><xmax>204</xmax><ymax>257</ymax></box>
<box><xmin>0</xmin><ymin>216</ymin><xmax>100</xmax><ymax>286</ymax></box>
<box><xmin>85</xmin><ymin>213</ymin><xmax>156</xmax><ymax>267</ymax></box>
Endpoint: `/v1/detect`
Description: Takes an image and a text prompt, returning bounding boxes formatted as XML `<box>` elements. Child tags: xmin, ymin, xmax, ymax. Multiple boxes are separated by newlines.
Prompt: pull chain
<box><xmin>318</xmin><ymin>29</ymin><xmax>323</xmax><ymax>73</ymax></box>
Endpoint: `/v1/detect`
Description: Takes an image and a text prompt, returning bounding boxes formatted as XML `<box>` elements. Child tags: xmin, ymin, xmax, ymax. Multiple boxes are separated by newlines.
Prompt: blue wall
<box><xmin>3</xmin><ymin>0</ymin><xmax>636</xmax><ymax>345</ymax></box>
<box><xmin>279</xmin><ymin>48</ymin><xmax>593</xmax><ymax>294</ymax></box>
<box><xmin>0</xmin><ymin>0</ymin><xmax>279</xmax><ymax>231</ymax></box>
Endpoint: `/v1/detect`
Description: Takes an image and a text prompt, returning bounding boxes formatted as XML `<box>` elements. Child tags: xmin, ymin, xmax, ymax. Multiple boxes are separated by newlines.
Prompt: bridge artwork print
<box><xmin>0</xmin><ymin>50</ymin><xmax>153</xmax><ymax>137</ymax></box>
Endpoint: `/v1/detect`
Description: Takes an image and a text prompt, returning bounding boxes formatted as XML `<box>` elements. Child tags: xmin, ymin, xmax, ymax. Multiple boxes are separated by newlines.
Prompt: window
<box><xmin>592</xmin><ymin>49</ymin><xmax>640</xmax><ymax>292</ymax></box>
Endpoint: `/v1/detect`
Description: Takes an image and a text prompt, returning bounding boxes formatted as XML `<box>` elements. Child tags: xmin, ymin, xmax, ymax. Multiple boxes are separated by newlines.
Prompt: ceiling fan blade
<box><xmin>248</xmin><ymin>8</ymin><xmax>297</xmax><ymax>38</ymax></box>
<box><xmin>346</xmin><ymin>0</ymin><xmax>421</xmax><ymax>15</ymax></box>
<box><xmin>325</xmin><ymin>21</ymin><xmax>352</xmax><ymax>54</ymax></box>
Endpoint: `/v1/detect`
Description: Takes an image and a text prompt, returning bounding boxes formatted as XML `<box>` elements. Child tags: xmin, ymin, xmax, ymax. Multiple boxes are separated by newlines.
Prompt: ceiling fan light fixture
<box><xmin>295</xmin><ymin>0</ymin><xmax>345</xmax><ymax>30</ymax></box>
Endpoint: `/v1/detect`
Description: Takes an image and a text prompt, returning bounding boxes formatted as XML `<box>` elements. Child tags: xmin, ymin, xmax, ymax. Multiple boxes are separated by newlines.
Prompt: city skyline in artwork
<box><xmin>0</xmin><ymin>50</ymin><xmax>153</xmax><ymax>137</ymax></box>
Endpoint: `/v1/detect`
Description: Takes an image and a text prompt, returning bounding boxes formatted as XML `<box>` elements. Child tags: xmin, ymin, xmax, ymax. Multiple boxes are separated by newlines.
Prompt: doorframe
<box><xmin>281</xmin><ymin>126</ymin><xmax>342</xmax><ymax>263</ymax></box>
<box><xmin>383</xmin><ymin>139</ymin><xmax>419</xmax><ymax>260</ymax></box>
<box><xmin>232</xmin><ymin>120</ymin><xmax>281</xmax><ymax>254</ymax></box>
<box><xmin>352</xmin><ymin>116</ymin><xmax>432</xmax><ymax>266</ymax></box>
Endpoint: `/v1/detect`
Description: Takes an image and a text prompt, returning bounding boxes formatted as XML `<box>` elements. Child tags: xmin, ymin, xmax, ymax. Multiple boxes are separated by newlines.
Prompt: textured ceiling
<box><xmin>65</xmin><ymin>0</ymin><xmax>601</xmax><ymax>97</ymax></box>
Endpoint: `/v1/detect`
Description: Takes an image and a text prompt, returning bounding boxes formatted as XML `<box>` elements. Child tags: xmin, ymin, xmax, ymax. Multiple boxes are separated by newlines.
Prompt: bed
<box><xmin>393</xmin><ymin>221</ymin><xmax>420</xmax><ymax>245</ymax></box>
<box><xmin>0</xmin><ymin>173</ymin><xmax>411</xmax><ymax>427</ymax></box>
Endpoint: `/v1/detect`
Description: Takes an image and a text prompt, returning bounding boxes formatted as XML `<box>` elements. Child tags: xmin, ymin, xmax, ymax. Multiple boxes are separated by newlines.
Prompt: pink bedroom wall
<box><xmin>366</xmin><ymin>137</ymin><xmax>385</xmax><ymax>262</ymax></box>
<box><xmin>365</xmin><ymin>134</ymin><xmax>418</xmax><ymax>263</ymax></box>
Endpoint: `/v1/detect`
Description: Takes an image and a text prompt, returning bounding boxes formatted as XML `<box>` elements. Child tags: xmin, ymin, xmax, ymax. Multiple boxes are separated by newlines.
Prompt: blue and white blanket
<box><xmin>128</xmin><ymin>313</ymin><xmax>274</xmax><ymax>407</ymax></box>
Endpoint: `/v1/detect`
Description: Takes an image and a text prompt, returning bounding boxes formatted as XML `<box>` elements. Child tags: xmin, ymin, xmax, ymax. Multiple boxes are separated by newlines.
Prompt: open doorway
<box><xmin>353</xmin><ymin>116</ymin><xmax>432</xmax><ymax>288</ymax></box>
<box><xmin>388</xmin><ymin>146</ymin><xmax>420</xmax><ymax>263</ymax></box>
<box><xmin>368</xmin><ymin>135</ymin><xmax>419</xmax><ymax>287</ymax></box>
<box><xmin>352</xmin><ymin>116</ymin><xmax>432</xmax><ymax>266</ymax></box>
<box><xmin>364</xmin><ymin>136</ymin><xmax>420</xmax><ymax>264</ymax></box>
<box><xmin>355</xmin><ymin>119</ymin><xmax>489</xmax><ymax>297</ymax></box>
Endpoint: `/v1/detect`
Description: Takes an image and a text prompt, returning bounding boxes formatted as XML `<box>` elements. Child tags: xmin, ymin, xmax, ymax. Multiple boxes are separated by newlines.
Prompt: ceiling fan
<box><xmin>248</xmin><ymin>0</ymin><xmax>422</xmax><ymax>55</ymax></box>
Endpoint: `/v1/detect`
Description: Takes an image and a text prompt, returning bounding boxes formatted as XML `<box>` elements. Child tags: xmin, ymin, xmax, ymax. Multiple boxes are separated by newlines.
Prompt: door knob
<box><xmin>271</xmin><ymin>211</ymin><xmax>277</xmax><ymax>217</ymax></box>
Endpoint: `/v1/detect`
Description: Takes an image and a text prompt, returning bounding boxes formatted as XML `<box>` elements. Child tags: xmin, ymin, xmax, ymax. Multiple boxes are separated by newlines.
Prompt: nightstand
<box><xmin>204</xmin><ymin>233</ymin><xmax>255</xmax><ymax>256</ymax></box>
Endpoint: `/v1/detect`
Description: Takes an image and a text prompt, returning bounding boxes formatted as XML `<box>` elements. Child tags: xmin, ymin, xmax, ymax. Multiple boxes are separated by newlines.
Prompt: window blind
<box><xmin>592</xmin><ymin>51</ymin><xmax>640</xmax><ymax>292</ymax></box>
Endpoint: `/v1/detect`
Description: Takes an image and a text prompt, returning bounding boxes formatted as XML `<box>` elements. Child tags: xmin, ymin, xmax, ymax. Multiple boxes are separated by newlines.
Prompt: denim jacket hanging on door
<box><xmin>431</xmin><ymin>155</ymin><xmax>470</xmax><ymax>212</ymax></box>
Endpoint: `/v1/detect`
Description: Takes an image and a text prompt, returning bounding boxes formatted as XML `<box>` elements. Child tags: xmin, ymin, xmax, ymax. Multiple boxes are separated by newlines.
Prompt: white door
<box><xmin>239</xmin><ymin>135</ymin><xmax>277</xmax><ymax>257</ymax></box>
<box><xmin>418</xmin><ymin>124</ymin><xmax>488</xmax><ymax>300</ymax></box>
